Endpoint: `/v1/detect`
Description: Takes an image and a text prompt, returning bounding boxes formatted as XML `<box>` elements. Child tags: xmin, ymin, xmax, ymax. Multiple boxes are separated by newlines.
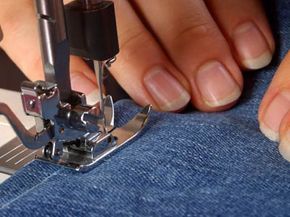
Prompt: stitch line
<box><xmin>0</xmin><ymin>168</ymin><xmax>63</xmax><ymax>209</ymax></box>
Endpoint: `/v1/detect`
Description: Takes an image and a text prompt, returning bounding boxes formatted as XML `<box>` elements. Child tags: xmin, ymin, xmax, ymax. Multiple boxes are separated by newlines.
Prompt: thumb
<box><xmin>259</xmin><ymin>51</ymin><xmax>290</xmax><ymax>141</ymax></box>
<box><xmin>278</xmin><ymin>110</ymin><xmax>290</xmax><ymax>162</ymax></box>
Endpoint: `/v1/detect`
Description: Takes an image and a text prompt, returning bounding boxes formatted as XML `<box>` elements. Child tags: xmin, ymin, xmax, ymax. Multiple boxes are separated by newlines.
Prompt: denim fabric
<box><xmin>1</xmin><ymin>1</ymin><xmax>290</xmax><ymax>216</ymax></box>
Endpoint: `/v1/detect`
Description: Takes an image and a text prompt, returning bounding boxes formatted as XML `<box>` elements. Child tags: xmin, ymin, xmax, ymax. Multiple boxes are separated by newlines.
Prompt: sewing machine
<box><xmin>0</xmin><ymin>0</ymin><xmax>151</xmax><ymax>178</ymax></box>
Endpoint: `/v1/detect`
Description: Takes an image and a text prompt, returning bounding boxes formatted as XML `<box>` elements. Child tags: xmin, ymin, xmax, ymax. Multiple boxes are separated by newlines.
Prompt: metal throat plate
<box><xmin>0</xmin><ymin>132</ymin><xmax>42</xmax><ymax>175</ymax></box>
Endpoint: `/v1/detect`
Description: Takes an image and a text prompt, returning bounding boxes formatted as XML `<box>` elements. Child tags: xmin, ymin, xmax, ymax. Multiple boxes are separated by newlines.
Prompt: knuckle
<box><xmin>169</xmin><ymin>12</ymin><xmax>221</xmax><ymax>43</ymax></box>
<box><xmin>118</xmin><ymin>28</ymin><xmax>154</xmax><ymax>59</ymax></box>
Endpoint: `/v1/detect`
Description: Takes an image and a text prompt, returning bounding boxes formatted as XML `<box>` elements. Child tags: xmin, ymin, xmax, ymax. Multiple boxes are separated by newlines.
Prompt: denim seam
<box><xmin>0</xmin><ymin>168</ymin><xmax>62</xmax><ymax>209</ymax></box>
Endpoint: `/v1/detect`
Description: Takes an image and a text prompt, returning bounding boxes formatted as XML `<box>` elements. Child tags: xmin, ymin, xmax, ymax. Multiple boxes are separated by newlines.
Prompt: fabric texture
<box><xmin>1</xmin><ymin>0</ymin><xmax>290</xmax><ymax>216</ymax></box>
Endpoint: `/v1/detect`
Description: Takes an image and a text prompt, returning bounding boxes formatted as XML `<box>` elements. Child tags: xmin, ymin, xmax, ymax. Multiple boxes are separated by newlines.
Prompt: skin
<box><xmin>259</xmin><ymin>52</ymin><xmax>290</xmax><ymax>161</ymax></box>
<box><xmin>2</xmin><ymin>1</ymin><xmax>290</xmax><ymax>160</ymax></box>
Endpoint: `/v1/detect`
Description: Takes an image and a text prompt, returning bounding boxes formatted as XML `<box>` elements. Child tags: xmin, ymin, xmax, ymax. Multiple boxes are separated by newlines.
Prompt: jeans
<box><xmin>1</xmin><ymin>1</ymin><xmax>290</xmax><ymax>216</ymax></box>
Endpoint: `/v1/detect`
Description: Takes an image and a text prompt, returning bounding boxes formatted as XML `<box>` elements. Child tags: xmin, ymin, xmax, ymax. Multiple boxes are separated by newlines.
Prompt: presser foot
<box><xmin>0</xmin><ymin>104</ymin><xmax>151</xmax><ymax>174</ymax></box>
<box><xmin>37</xmin><ymin>105</ymin><xmax>151</xmax><ymax>171</ymax></box>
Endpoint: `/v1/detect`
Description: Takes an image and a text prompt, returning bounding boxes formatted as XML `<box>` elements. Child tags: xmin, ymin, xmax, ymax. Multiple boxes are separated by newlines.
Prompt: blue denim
<box><xmin>1</xmin><ymin>1</ymin><xmax>290</xmax><ymax>216</ymax></box>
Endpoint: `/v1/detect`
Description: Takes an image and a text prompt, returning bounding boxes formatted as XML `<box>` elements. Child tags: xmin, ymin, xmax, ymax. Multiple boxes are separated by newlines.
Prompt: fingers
<box><xmin>278</xmin><ymin>111</ymin><xmax>290</xmax><ymax>161</ymax></box>
<box><xmin>259</xmin><ymin>51</ymin><xmax>290</xmax><ymax>142</ymax></box>
<box><xmin>69</xmin><ymin>56</ymin><xmax>97</xmax><ymax>94</ymax></box>
<box><xmin>110</xmin><ymin>0</ymin><xmax>191</xmax><ymax>111</ymax></box>
<box><xmin>206</xmin><ymin>0</ymin><xmax>274</xmax><ymax>70</ymax></box>
<box><xmin>0</xmin><ymin>0</ymin><xmax>274</xmax><ymax>113</ymax></box>
<box><xmin>0</xmin><ymin>1</ymin><xmax>96</xmax><ymax>95</ymax></box>
<box><xmin>133</xmin><ymin>0</ymin><xmax>243</xmax><ymax>111</ymax></box>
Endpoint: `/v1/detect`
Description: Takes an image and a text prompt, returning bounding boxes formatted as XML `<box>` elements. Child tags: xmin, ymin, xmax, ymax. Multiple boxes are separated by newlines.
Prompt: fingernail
<box><xmin>195</xmin><ymin>61</ymin><xmax>241</xmax><ymax>107</ymax></box>
<box><xmin>71</xmin><ymin>72</ymin><xmax>96</xmax><ymax>94</ymax></box>
<box><xmin>279</xmin><ymin>130</ymin><xmax>290</xmax><ymax>162</ymax></box>
<box><xmin>233</xmin><ymin>22</ymin><xmax>272</xmax><ymax>70</ymax></box>
<box><xmin>144</xmin><ymin>66</ymin><xmax>190</xmax><ymax>111</ymax></box>
<box><xmin>260</xmin><ymin>91</ymin><xmax>290</xmax><ymax>142</ymax></box>
<box><xmin>86</xmin><ymin>89</ymin><xmax>100</xmax><ymax>105</ymax></box>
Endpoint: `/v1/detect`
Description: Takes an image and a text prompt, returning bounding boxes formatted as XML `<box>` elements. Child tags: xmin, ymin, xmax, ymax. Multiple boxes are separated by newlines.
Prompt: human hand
<box><xmin>0</xmin><ymin>0</ymin><xmax>274</xmax><ymax>112</ymax></box>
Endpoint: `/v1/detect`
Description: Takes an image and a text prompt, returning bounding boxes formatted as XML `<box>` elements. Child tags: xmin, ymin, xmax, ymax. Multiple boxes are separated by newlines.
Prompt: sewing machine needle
<box><xmin>93</xmin><ymin>60</ymin><xmax>105</xmax><ymax>113</ymax></box>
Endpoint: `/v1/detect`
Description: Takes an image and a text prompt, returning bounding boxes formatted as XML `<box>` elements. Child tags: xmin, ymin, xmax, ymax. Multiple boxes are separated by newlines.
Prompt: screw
<box><xmin>28</xmin><ymin>100</ymin><xmax>36</xmax><ymax>109</ymax></box>
<box><xmin>44</xmin><ymin>145</ymin><xmax>52</xmax><ymax>159</ymax></box>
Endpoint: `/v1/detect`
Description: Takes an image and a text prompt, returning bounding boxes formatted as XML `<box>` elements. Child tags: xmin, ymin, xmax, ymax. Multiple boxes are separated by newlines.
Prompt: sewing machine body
<box><xmin>0</xmin><ymin>0</ymin><xmax>151</xmax><ymax>175</ymax></box>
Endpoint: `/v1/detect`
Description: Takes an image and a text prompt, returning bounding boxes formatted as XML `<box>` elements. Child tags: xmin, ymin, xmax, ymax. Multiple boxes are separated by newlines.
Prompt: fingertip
<box><xmin>278</xmin><ymin>111</ymin><xmax>290</xmax><ymax>162</ymax></box>
<box><xmin>260</xmin><ymin>122</ymin><xmax>279</xmax><ymax>142</ymax></box>
<box><xmin>192</xmin><ymin>60</ymin><xmax>242</xmax><ymax>111</ymax></box>
<box><xmin>259</xmin><ymin>90</ymin><xmax>290</xmax><ymax>142</ymax></box>
<box><xmin>207</xmin><ymin>0</ymin><xmax>275</xmax><ymax>71</ymax></box>
<box><xmin>278</xmin><ymin>140</ymin><xmax>290</xmax><ymax>162</ymax></box>
<box><xmin>143</xmin><ymin>66</ymin><xmax>191</xmax><ymax>112</ymax></box>
<box><xmin>70</xmin><ymin>55</ymin><xmax>99</xmax><ymax>95</ymax></box>
<box><xmin>242</xmin><ymin>50</ymin><xmax>273</xmax><ymax>70</ymax></box>
<box><xmin>259</xmin><ymin>52</ymin><xmax>290</xmax><ymax>142</ymax></box>
<box><xmin>70</xmin><ymin>71</ymin><xmax>97</xmax><ymax>95</ymax></box>
<box><xmin>232</xmin><ymin>21</ymin><xmax>273</xmax><ymax>70</ymax></box>
<box><xmin>86</xmin><ymin>89</ymin><xmax>100</xmax><ymax>105</ymax></box>
<box><xmin>70</xmin><ymin>55</ymin><xmax>97</xmax><ymax>84</ymax></box>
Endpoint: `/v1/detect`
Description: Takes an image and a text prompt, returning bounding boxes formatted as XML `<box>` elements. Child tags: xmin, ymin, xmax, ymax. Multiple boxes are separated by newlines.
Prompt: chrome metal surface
<box><xmin>36</xmin><ymin>0</ymin><xmax>66</xmax><ymax>42</ymax></box>
<box><xmin>93</xmin><ymin>61</ymin><xmax>105</xmax><ymax>114</ymax></box>
<box><xmin>35</xmin><ymin>0</ymin><xmax>71</xmax><ymax>100</ymax></box>
<box><xmin>0</xmin><ymin>103</ymin><xmax>50</xmax><ymax>150</ymax></box>
<box><xmin>110</xmin><ymin>105</ymin><xmax>151</xmax><ymax>146</ymax></box>
<box><xmin>103</xmin><ymin>95</ymin><xmax>114</xmax><ymax>131</ymax></box>
<box><xmin>105</xmin><ymin>56</ymin><xmax>116</xmax><ymax>67</ymax></box>
<box><xmin>38</xmin><ymin>105</ymin><xmax>151</xmax><ymax>171</ymax></box>
<box><xmin>0</xmin><ymin>129</ymin><xmax>42</xmax><ymax>175</ymax></box>
<box><xmin>0</xmin><ymin>81</ymin><xmax>151</xmax><ymax>172</ymax></box>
